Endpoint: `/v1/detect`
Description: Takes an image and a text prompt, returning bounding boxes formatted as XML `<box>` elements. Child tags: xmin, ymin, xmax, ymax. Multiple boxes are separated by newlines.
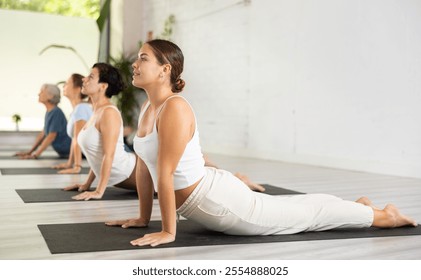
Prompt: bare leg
<box><xmin>372</xmin><ymin>204</ymin><xmax>417</xmax><ymax>228</ymax></box>
<box><xmin>234</xmin><ymin>172</ymin><xmax>265</xmax><ymax>192</ymax></box>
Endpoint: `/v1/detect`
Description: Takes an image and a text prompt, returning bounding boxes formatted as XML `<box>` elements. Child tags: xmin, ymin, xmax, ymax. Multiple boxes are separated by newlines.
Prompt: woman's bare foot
<box><xmin>383</xmin><ymin>204</ymin><xmax>417</xmax><ymax>227</ymax></box>
<box><xmin>234</xmin><ymin>173</ymin><xmax>265</xmax><ymax>192</ymax></box>
<box><xmin>356</xmin><ymin>196</ymin><xmax>380</xmax><ymax>210</ymax></box>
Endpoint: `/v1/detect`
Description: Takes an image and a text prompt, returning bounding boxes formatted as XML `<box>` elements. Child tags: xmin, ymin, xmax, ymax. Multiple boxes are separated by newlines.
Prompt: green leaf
<box><xmin>39</xmin><ymin>44</ymin><xmax>90</xmax><ymax>71</ymax></box>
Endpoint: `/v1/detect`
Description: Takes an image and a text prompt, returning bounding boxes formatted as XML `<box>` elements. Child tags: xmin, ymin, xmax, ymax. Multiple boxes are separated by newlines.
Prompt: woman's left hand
<box><xmin>72</xmin><ymin>190</ymin><xmax>103</xmax><ymax>201</ymax></box>
<box><xmin>130</xmin><ymin>231</ymin><xmax>175</xmax><ymax>247</ymax></box>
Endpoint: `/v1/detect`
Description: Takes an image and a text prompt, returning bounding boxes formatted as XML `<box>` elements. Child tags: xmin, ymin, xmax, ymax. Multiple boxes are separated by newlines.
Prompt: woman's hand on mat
<box><xmin>63</xmin><ymin>183</ymin><xmax>90</xmax><ymax>192</ymax></box>
<box><xmin>130</xmin><ymin>231</ymin><xmax>175</xmax><ymax>247</ymax></box>
<box><xmin>105</xmin><ymin>218</ymin><xmax>148</xmax><ymax>228</ymax></box>
<box><xmin>72</xmin><ymin>190</ymin><xmax>103</xmax><ymax>201</ymax></box>
<box><xmin>15</xmin><ymin>151</ymin><xmax>30</xmax><ymax>157</ymax></box>
<box><xmin>19</xmin><ymin>153</ymin><xmax>38</xmax><ymax>160</ymax></box>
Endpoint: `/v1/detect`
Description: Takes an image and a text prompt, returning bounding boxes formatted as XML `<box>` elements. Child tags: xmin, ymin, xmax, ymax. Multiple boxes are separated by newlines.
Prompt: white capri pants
<box><xmin>177</xmin><ymin>167</ymin><xmax>374</xmax><ymax>235</ymax></box>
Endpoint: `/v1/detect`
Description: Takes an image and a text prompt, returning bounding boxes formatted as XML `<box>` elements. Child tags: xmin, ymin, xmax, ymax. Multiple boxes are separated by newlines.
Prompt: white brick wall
<box><xmin>122</xmin><ymin>0</ymin><xmax>421</xmax><ymax>179</ymax></box>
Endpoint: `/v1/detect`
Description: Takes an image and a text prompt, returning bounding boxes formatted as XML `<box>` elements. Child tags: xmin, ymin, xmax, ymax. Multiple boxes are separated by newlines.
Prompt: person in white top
<box><xmin>52</xmin><ymin>73</ymin><xmax>93</xmax><ymax>174</ymax></box>
<box><xmin>64</xmin><ymin>63</ymin><xmax>137</xmax><ymax>200</ymax></box>
<box><xmin>61</xmin><ymin>67</ymin><xmax>263</xmax><ymax>199</ymax></box>
<box><xmin>107</xmin><ymin>39</ymin><xmax>416</xmax><ymax>247</ymax></box>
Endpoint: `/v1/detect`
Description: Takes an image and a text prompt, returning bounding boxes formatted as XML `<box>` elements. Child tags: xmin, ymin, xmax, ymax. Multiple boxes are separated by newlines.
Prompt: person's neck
<box><xmin>70</xmin><ymin>98</ymin><xmax>82</xmax><ymax>108</ymax></box>
<box><xmin>45</xmin><ymin>102</ymin><xmax>56</xmax><ymax>112</ymax></box>
<box><xmin>92</xmin><ymin>97</ymin><xmax>111</xmax><ymax>110</ymax></box>
<box><xmin>147</xmin><ymin>87</ymin><xmax>176</xmax><ymax>110</ymax></box>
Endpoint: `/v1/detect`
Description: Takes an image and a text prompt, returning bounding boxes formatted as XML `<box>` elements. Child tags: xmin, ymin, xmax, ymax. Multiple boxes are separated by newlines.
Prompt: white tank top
<box><xmin>133</xmin><ymin>96</ymin><xmax>205</xmax><ymax>192</ymax></box>
<box><xmin>77</xmin><ymin>105</ymin><xmax>136</xmax><ymax>187</ymax></box>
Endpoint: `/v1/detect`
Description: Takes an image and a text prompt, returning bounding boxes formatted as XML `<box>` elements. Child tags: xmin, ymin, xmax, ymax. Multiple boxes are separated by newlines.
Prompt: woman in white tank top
<box><xmin>107</xmin><ymin>40</ymin><xmax>416</xmax><ymax>247</ymax></box>
<box><xmin>63</xmin><ymin>63</ymin><xmax>137</xmax><ymax>200</ymax></box>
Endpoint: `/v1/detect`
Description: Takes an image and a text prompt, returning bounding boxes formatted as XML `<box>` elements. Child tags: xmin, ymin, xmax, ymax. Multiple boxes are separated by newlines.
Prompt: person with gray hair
<box><xmin>15</xmin><ymin>83</ymin><xmax>71</xmax><ymax>159</ymax></box>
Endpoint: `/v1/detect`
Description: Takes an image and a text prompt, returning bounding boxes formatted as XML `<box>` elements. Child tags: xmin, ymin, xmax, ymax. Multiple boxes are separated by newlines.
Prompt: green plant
<box><xmin>39</xmin><ymin>44</ymin><xmax>90</xmax><ymax>71</ymax></box>
<box><xmin>12</xmin><ymin>114</ymin><xmax>21</xmax><ymax>131</ymax></box>
<box><xmin>0</xmin><ymin>0</ymin><xmax>100</xmax><ymax>19</ymax></box>
<box><xmin>159</xmin><ymin>14</ymin><xmax>175</xmax><ymax>40</ymax></box>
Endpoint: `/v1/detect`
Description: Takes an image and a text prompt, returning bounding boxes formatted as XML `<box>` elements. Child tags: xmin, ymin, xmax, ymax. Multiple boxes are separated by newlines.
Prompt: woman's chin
<box><xmin>132</xmin><ymin>81</ymin><xmax>142</xmax><ymax>88</ymax></box>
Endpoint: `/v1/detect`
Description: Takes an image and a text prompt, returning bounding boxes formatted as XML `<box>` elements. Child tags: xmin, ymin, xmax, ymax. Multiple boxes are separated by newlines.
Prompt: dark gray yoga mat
<box><xmin>15</xmin><ymin>184</ymin><xmax>302</xmax><ymax>203</ymax></box>
<box><xmin>38</xmin><ymin>220</ymin><xmax>421</xmax><ymax>254</ymax></box>
<box><xmin>260</xmin><ymin>184</ymin><xmax>304</xmax><ymax>195</ymax></box>
<box><xmin>0</xmin><ymin>155</ymin><xmax>62</xmax><ymax>160</ymax></box>
<box><xmin>16</xmin><ymin>188</ymin><xmax>138</xmax><ymax>202</ymax></box>
<box><xmin>1</xmin><ymin>167</ymin><xmax>89</xmax><ymax>175</ymax></box>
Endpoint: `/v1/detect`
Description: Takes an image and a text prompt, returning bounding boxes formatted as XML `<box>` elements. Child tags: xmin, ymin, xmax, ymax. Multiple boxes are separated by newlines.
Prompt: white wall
<box><xmin>121</xmin><ymin>0</ymin><xmax>421</xmax><ymax>179</ymax></box>
<box><xmin>248</xmin><ymin>0</ymin><xmax>421</xmax><ymax>178</ymax></box>
<box><xmin>110</xmin><ymin>0</ymin><xmax>124</xmax><ymax>58</ymax></box>
<box><xmin>0</xmin><ymin>9</ymin><xmax>99</xmax><ymax>130</ymax></box>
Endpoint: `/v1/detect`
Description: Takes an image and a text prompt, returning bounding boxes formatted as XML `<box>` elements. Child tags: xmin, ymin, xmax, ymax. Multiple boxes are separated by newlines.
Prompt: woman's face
<box><xmin>38</xmin><ymin>86</ymin><xmax>49</xmax><ymax>104</ymax></box>
<box><xmin>82</xmin><ymin>68</ymin><xmax>101</xmax><ymax>96</ymax></box>
<box><xmin>132</xmin><ymin>44</ymin><xmax>163</xmax><ymax>89</ymax></box>
<box><xmin>63</xmin><ymin>76</ymin><xmax>74</xmax><ymax>98</ymax></box>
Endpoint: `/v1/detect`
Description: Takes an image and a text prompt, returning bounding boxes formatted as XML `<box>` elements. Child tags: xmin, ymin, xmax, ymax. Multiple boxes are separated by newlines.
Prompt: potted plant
<box><xmin>12</xmin><ymin>114</ymin><xmax>21</xmax><ymax>131</ymax></box>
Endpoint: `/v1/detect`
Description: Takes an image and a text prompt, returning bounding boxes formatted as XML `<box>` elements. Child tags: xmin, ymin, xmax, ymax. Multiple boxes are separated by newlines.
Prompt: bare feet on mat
<box><xmin>356</xmin><ymin>196</ymin><xmax>380</xmax><ymax>210</ymax></box>
<box><xmin>384</xmin><ymin>204</ymin><xmax>417</xmax><ymax>227</ymax></box>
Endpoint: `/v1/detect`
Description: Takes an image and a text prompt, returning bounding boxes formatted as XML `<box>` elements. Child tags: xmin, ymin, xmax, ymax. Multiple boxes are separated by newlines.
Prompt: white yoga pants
<box><xmin>177</xmin><ymin>167</ymin><xmax>374</xmax><ymax>235</ymax></box>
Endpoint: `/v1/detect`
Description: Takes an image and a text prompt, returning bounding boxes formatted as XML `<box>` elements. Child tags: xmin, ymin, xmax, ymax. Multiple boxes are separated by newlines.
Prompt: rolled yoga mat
<box><xmin>37</xmin><ymin>219</ymin><xmax>421</xmax><ymax>254</ymax></box>
<box><xmin>15</xmin><ymin>184</ymin><xmax>303</xmax><ymax>203</ymax></box>
<box><xmin>1</xmin><ymin>167</ymin><xmax>90</xmax><ymax>175</ymax></box>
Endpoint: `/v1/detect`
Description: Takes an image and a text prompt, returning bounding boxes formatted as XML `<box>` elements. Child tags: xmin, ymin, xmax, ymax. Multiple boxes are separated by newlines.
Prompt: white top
<box><xmin>133</xmin><ymin>96</ymin><xmax>205</xmax><ymax>192</ymax></box>
<box><xmin>77</xmin><ymin>106</ymin><xmax>136</xmax><ymax>187</ymax></box>
<box><xmin>67</xmin><ymin>103</ymin><xmax>93</xmax><ymax>138</ymax></box>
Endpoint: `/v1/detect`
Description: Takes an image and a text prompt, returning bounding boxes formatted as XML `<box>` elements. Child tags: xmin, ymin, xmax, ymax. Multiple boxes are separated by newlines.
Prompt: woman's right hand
<box><xmin>130</xmin><ymin>231</ymin><xmax>176</xmax><ymax>247</ymax></box>
<box><xmin>63</xmin><ymin>183</ymin><xmax>90</xmax><ymax>192</ymax></box>
<box><xmin>105</xmin><ymin>218</ymin><xmax>148</xmax><ymax>228</ymax></box>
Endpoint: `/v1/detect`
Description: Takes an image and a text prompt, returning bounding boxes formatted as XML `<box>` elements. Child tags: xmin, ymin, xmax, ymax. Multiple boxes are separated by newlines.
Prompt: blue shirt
<box><xmin>66</xmin><ymin>103</ymin><xmax>93</xmax><ymax>138</ymax></box>
<box><xmin>44</xmin><ymin>106</ymin><xmax>71</xmax><ymax>157</ymax></box>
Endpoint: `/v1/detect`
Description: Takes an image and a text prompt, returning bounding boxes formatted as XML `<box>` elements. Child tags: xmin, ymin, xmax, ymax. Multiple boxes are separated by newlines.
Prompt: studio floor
<box><xmin>0</xmin><ymin>148</ymin><xmax>420</xmax><ymax>260</ymax></box>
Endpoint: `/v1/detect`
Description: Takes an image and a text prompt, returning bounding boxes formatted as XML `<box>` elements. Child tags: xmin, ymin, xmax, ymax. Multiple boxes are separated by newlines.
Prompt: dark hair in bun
<box><xmin>146</xmin><ymin>39</ymin><xmax>185</xmax><ymax>93</ymax></box>
<box><xmin>93</xmin><ymin>62</ymin><xmax>125</xmax><ymax>98</ymax></box>
<box><xmin>173</xmin><ymin>77</ymin><xmax>185</xmax><ymax>93</ymax></box>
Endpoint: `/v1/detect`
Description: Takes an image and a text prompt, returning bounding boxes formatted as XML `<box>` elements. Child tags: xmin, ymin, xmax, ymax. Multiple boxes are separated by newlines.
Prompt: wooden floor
<box><xmin>0</xmin><ymin>149</ymin><xmax>420</xmax><ymax>260</ymax></box>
